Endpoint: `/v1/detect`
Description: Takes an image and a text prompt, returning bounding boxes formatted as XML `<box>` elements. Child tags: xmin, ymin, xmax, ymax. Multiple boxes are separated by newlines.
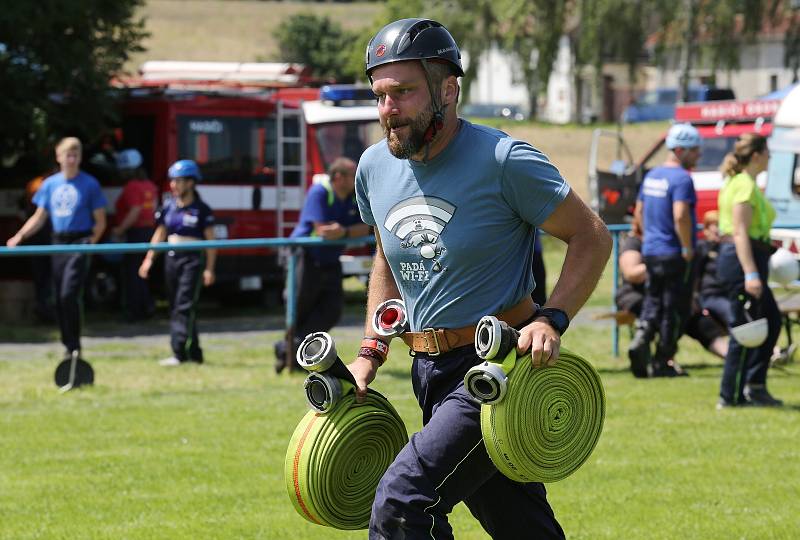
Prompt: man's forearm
<box><xmin>91</xmin><ymin>212</ymin><xmax>106</xmax><ymax>244</ymax></box>
<box><xmin>115</xmin><ymin>206</ymin><xmax>141</xmax><ymax>234</ymax></box>
<box><xmin>205</xmin><ymin>249</ymin><xmax>217</xmax><ymax>271</ymax></box>
<box><xmin>16</xmin><ymin>212</ymin><xmax>46</xmax><ymax>241</ymax></box>
<box><xmin>364</xmin><ymin>247</ymin><xmax>401</xmax><ymax>338</ymax></box>
<box><xmin>676</xmin><ymin>214</ymin><xmax>693</xmax><ymax>250</ymax></box>
<box><xmin>545</xmin><ymin>221</ymin><xmax>611</xmax><ymax>319</ymax></box>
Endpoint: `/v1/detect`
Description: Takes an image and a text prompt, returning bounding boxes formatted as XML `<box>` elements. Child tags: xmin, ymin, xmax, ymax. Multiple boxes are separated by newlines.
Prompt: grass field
<box><xmin>2</xmin><ymin>237</ymin><xmax>800</xmax><ymax>539</ymax></box>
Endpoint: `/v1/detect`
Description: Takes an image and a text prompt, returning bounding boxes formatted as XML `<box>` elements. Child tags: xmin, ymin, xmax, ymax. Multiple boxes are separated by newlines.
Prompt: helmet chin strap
<box><xmin>419</xmin><ymin>59</ymin><xmax>446</xmax><ymax>161</ymax></box>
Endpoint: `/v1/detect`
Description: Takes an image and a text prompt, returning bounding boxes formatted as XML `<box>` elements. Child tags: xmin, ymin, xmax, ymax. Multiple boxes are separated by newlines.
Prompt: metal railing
<box><xmin>0</xmin><ymin>236</ymin><xmax>377</xmax><ymax>335</ymax></box>
<box><xmin>3</xmin><ymin>224</ymin><xmax>799</xmax><ymax>356</ymax></box>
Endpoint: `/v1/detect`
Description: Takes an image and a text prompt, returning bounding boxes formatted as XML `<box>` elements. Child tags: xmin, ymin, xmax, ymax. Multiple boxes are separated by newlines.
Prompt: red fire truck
<box><xmin>590</xmin><ymin>96</ymin><xmax>782</xmax><ymax>224</ymax></box>
<box><xmin>0</xmin><ymin>62</ymin><xmax>382</xmax><ymax>304</ymax></box>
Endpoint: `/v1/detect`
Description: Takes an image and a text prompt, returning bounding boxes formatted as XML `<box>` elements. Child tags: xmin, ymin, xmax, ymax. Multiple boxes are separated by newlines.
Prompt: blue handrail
<box><xmin>0</xmin><ymin>236</ymin><xmax>376</xmax><ymax>337</ymax></box>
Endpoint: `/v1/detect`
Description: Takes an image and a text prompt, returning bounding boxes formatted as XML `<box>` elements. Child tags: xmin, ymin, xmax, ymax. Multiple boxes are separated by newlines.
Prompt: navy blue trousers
<box><xmin>716</xmin><ymin>242</ymin><xmax>782</xmax><ymax>403</ymax></box>
<box><xmin>52</xmin><ymin>235</ymin><xmax>91</xmax><ymax>354</ymax></box>
<box><xmin>640</xmin><ymin>254</ymin><xmax>693</xmax><ymax>360</ymax></box>
<box><xmin>165</xmin><ymin>251</ymin><xmax>204</xmax><ymax>362</ymax></box>
<box><xmin>370</xmin><ymin>346</ymin><xmax>564</xmax><ymax>540</ymax></box>
<box><xmin>122</xmin><ymin>227</ymin><xmax>155</xmax><ymax>320</ymax></box>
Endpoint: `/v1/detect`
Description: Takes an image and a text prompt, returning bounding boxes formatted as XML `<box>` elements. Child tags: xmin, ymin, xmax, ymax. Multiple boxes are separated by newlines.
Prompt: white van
<box><xmin>766</xmin><ymin>84</ymin><xmax>800</xmax><ymax>257</ymax></box>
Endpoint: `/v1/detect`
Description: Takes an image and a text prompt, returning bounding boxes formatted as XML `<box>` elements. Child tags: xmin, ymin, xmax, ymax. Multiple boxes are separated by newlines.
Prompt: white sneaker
<box><xmin>159</xmin><ymin>356</ymin><xmax>182</xmax><ymax>367</ymax></box>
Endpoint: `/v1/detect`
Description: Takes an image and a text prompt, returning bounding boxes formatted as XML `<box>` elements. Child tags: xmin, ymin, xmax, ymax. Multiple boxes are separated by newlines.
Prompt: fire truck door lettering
<box><xmin>189</xmin><ymin>120</ymin><xmax>224</xmax><ymax>134</ymax></box>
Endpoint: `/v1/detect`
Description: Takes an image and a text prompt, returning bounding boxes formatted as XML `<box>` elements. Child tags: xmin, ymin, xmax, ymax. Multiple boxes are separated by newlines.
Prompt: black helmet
<box><xmin>365</xmin><ymin>18</ymin><xmax>464</xmax><ymax>79</ymax></box>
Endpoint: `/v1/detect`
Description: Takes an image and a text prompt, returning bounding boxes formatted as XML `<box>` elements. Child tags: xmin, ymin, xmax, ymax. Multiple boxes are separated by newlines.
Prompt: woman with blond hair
<box><xmin>715</xmin><ymin>133</ymin><xmax>782</xmax><ymax>408</ymax></box>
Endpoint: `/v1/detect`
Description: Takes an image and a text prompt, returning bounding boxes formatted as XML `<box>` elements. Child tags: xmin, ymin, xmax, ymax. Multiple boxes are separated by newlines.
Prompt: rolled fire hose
<box><xmin>468</xmin><ymin>316</ymin><xmax>605</xmax><ymax>483</ymax></box>
<box><xmin>480</xmin><ymin>347</ymin><xmax>605</xmax><ymax>483</ymax></box>
<box><xmin>285</xmin><ymin>333</ymin><xmax>408</xmax><ymax>530</ymax></box>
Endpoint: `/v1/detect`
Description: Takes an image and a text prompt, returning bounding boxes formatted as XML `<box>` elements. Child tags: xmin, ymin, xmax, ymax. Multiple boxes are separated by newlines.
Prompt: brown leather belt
<box><xmin>400</xmin><ymin>296</ymin><xmax>536</xmax><ymax>356</ymax></box>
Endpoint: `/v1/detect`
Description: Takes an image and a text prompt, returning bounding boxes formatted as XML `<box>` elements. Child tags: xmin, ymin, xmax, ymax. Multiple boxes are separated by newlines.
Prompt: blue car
<box><xmin>622</xmin><ymin>86</ymin><xmax>735</xmax><ymax>123</ymax></box>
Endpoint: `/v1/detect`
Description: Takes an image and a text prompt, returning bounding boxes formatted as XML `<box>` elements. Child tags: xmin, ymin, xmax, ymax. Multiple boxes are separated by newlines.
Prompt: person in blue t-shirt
<box><xmin>139</xmin><ymin>160</ymin><xmax>216</xmax><ymax>367</ymax></box>
<box><xmin>629</xmin><ymin>123</ymin><xmax>700</xmax><ymax>378</ymax></box>
<box><xmin>7</xmin><ymin>137</ymin><xmax>107</xmax><ymax>363</ymax></box>
<box><xmin>273</xmin><ymin>157</ymin><xmax>371</xmax><ymax>373</ymax></box>
<box><xmin>346</xmin><ymin>19</ymin><xmax>611</xmax><ymax>539</ymax></box>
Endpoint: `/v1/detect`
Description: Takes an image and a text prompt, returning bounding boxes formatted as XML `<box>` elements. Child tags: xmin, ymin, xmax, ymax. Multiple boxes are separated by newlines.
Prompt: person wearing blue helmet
<box><xmin>629</xmin><ymin>123</ymin><xmax>701</xmax><ymax>378</ymax></box>
<box><xmin>139</xmin><ymin>159</ymin><xmax>216</xmax><ymax>366</ymax></box>
<box><xmin>343</xmin><ymin>17</ymin><xmax>612</xmax><ymax>540</ymax></box>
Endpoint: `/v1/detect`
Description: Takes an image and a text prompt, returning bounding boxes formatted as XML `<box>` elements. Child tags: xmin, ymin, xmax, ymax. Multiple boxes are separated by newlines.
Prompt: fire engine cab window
<box><xmin>315</xmin><ymin>122</ymin><xmax>384</xmax><ymax>168</ymax></box>
<box><xmin>696</xmin><ymin>137</ymin><xmax>735</xmax><ymax>172</ymax></box>
<box><xmin>177</xmin><ymin>116</ymin><xmax>276</xmax><ymax>184</ymax></box>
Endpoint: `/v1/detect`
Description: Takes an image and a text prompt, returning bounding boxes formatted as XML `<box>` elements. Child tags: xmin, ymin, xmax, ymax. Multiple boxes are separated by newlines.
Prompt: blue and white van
<box><xmin>766</xmin><ymin>84</ymin><xmax>800</xmax><ymax>257</ymax></box>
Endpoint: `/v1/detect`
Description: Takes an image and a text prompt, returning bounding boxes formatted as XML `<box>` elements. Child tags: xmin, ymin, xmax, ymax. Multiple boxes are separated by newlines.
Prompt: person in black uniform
<box><xmin>690</xmin><ymin>210</ymin><xmax>729</xmax><ymax>358</ymax></box>
<box><xmin>273</xmin><ymin>157</ymin><xmax>371</xmax><ymax>373</ymax></box>
<box><xmin>139</xmin><ymin>160</ymin><xmax>216</xmax><ymax>366</ymax></box>
<box><xmin>618</xmin><ymin>213</ymin><xmax>728</xmax><ymax>378</ymax></box>
<box><xmin>7</xmin><ymin>137</ymin><xmax>107</xmax><ymax>363</ymax></box>
<box><xmin>616</xmin><ymin>218</ymin><xmax>647</xmax><ymax>318</ymax></box>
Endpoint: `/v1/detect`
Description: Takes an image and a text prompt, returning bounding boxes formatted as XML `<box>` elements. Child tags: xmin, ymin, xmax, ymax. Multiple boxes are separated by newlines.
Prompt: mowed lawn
<box><xmin>1</xmin><ymin>239</ymin><xmax>799</xmax><ymax>539</ymax></box>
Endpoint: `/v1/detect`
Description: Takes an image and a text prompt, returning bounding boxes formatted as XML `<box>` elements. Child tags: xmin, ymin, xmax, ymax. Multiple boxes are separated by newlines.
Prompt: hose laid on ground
<box><xmin>285</xmin><ymin>332</ymin><xmax>408</xmax><ymax>530</ymax></box>
<box><xmin>480</xmin><ymin>347</ymin><xmax>605</xmax><ymax>483</ymax></box>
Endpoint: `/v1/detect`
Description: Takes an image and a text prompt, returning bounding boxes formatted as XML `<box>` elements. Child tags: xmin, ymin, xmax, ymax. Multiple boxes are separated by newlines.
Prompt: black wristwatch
<box><xmin>536</xmin><ymin>307</ymin><xmax>570</xmax><ymax>335</ymax></box>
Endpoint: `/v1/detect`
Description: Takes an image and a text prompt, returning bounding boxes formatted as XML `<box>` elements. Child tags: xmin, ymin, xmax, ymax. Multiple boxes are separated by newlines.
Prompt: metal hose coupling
<box><xmin>475</xmin><ymin>315</ymin><xmax>520</xmax><ymax>360</ymax></box>
<box><xmin>297</xmin><ymin>332</ymin><xmax>338</xmax><ymax>372</ymax></box>
<box><xmin>303</xmin><ymin>372</ymin><xmax>343</xmax><ymax>414</ymax></box>
<box><xmin>465</xmin><ymin>316</ymin><xmax>521</xmax><ymax>404</ymax></box>
<box><xmin>296</xmin><ymin>332</ymin><xmax>358</xmax><ymax>413</ymax></box>
<box><xmin>372</xmin><ymin>298</ymin><xmax>409</xmax><ymax>338</ymax></box>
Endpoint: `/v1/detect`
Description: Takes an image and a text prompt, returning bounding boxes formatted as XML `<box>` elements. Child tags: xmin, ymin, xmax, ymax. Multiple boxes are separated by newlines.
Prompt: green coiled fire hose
<box><xmin>284</xmin><ymin>387</ymin><xmax>408</xmax><ymax>530</ymax></box>
<box><xmin>481</xmin><ymin>346</ymin><xmax>605</xmax><ymax>483</ymax></box>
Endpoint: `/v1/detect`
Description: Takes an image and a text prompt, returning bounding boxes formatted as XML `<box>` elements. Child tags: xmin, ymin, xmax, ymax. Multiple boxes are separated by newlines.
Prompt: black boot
<box><xmin>628</xmin><ymin>322</ymin><xmax>653</xmax><ymax>378</ymax></box>
<box><xmin>274</xmin><ymin>340</ymin><xmax>287</xmax><ymax>374</ymax></box>
<box><xmin>648</xmin><ymin>345</ymin><xmax>687</xmax><ymax>378</ymax></box>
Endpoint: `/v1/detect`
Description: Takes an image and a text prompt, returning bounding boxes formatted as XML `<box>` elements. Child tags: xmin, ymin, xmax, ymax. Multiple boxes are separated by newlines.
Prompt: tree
<box><xmin>498</xmin><ymin>0</ymin><xmax>569</xmax><ymax>118</ymax></box>
<box><xmin>0</xmin><ymin>0</ymin><xmax>147</xmax><ymax>180</ymax></box>
<box><xmin>276</xmin><ymin>13</ymin><xmax>360</xmax><ymax>82</ymax></box>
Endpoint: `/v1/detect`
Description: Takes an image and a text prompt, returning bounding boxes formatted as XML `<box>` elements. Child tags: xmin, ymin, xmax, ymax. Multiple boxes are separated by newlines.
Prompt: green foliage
<box><xmin>0</xmin><ymin>0</ymin><xmax>147</xmax><ymax>177</ymax></box>
<box><xmin>276</xmin><ymin>13</ymin><xmax>362</xmax><ymax>82</ymax></box>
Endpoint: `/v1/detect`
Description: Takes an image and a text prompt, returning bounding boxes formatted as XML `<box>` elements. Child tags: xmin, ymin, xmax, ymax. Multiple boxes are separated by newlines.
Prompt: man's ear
<box><xmin>443</xmin><ymin>76</ymin><xmax>459</xmax><ymax>106</ymax></box>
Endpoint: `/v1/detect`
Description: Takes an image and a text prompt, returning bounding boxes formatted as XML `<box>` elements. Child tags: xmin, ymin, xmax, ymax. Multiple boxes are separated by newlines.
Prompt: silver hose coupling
<box><xmin>474</xmin><ymin>315</ymin><xmax>520</xmax><ymax>360</ymax></box>
<box><xmin>372</xmin><ymin>298</ymin><xmax>410</xmax><ymax>338</ymax></box>
<box><xmin>296</xmin><ymin>332</ymin><xmax>337</xmax><ymax>372</ymax></box>
<box><xmin>303</xmin><ymin>371</ymin><xmax>342</xmax><ymax>413</ymax></box>
<box><xmin>464</xmin><ymin>362</ymin><xmax>509</xmax><ymax>404</ymax></box>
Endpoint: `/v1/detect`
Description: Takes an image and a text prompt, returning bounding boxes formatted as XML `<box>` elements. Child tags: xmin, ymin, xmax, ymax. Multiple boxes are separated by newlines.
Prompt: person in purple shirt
<box><xmin>273</xmin><ymin>157</ymin><xmax>371</xmax><ymax>373</ymax></box>
<box><xmin>7</xmin><ymin>137</ymin><xmax>107</xmax><ymax>364</ymax></box>
<box><xmin>629</xmin><ymin>123</ymin><xmax>700</xmax><ymax>377</ymax></box>
<box><xmin>139</xmin><ymin>160</ymin><xmax>216</xmax><ymax>367</ymax></box>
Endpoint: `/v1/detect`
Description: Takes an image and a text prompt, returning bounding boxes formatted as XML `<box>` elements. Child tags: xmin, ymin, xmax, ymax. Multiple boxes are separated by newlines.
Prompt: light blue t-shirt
<box><xmin>637</xmin><ymin>165</ymin><xmax>696</xmax><ymax>257</ymax></box>
<box><xmin>356</xmin><ymin>120</ymin><xmax>570</xmax><ymax>330</ymax></box>
<box><xmin>33</xmin><ymin>171</ymin><xmax>107</xmax><ymax>233</ymax></box>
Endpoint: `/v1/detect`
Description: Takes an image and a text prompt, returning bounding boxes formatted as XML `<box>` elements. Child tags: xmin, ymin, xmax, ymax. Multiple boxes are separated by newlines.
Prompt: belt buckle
<box><xmin>422</xmin><ymin>328</ymin><xmax>441</xmax><ymax>356</ymax></box>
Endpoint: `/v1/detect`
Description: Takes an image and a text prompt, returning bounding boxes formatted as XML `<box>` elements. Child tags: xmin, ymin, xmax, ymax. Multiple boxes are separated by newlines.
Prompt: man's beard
<box><xmin>383</xmin><ymin>105</ymin><xmax>434</xmax><ymax>159</ymax></box>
